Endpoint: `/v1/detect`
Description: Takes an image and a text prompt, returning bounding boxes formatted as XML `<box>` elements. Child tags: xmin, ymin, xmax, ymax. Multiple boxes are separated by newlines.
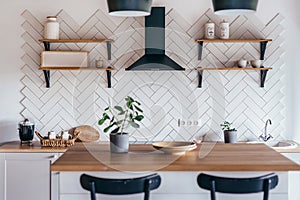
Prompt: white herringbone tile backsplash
<box><xmin>21</xmin><ymin>8</ymin><xmax>286</xmax><ymax>142</ymax></box>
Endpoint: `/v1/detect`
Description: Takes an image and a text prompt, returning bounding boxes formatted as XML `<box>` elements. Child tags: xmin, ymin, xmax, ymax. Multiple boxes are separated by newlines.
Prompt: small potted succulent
<box><xmin>98</xmin><ymin>96</ymin><xmax>144</xmax><ymax>153</ymax></box>
<box><xmin>220</xmin><ymin>121</ymin><xmax>237</xmax><ymax>143</ymax></box>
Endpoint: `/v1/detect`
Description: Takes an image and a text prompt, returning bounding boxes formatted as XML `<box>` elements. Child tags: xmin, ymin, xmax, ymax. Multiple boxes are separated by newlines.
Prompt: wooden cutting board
<box><xmin>73</xmin><ymin>125</ymin><xmax>100</xmax><ymax>142</ymax></box>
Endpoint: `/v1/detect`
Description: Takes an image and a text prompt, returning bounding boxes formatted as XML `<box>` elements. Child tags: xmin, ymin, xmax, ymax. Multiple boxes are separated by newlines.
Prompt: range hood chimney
<box><xmin>125</xmin><ymin>7</ymin><xmax>185</xmax><ymax>71</ymax></box>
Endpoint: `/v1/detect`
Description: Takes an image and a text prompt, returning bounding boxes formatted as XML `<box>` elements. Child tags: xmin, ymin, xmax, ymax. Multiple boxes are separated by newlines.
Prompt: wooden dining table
<box><xmin>51</xmin><ymin>142</ymin><xmax>300</xmax><ymax>172</ymax></box>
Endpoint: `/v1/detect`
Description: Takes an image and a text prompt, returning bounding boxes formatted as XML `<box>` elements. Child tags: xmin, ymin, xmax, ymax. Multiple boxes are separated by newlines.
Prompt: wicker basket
<box><xmin>35</xmin><ymin>131</ymin><xmax>78</xmax><ymax>147</ymax></box>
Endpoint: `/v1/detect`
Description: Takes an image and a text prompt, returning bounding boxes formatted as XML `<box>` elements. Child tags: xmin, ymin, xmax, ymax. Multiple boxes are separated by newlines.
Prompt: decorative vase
<box><xmin>224</xmin><ymin>130</ymin><xmax>237</xmax><ymax>143</ymax></box>
<box><xmin>204</xmin><ymin>22</ymin><xmax>215</xmax><ymax>39</ymax></box>
<box><xmin>44</xmin><ymin>16</ymin><xmax>59</xmax><ymax>39</ymax></box>
<box><xmin>220</xmin><ymin>20</ymin><xmax>229</xmax><ymax>39</ymax></box>
<box><xmin>109</xmin><ymin>133</ymin><xmax>129</xmax><ymax>153</ymax></box>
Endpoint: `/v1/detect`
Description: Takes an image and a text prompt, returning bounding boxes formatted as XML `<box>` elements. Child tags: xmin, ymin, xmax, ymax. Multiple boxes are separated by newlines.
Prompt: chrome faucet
<box><xmin>259</xmin><ymin>119</ymin><xmax>273</xmax><ymax>142</ymax></box>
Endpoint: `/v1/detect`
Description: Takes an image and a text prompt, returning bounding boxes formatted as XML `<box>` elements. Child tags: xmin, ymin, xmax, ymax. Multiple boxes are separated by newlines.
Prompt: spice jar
<box><xmin>44</xmin><ymin>16</ymin><xmax>59</xmax><ymax>39</ymax></box>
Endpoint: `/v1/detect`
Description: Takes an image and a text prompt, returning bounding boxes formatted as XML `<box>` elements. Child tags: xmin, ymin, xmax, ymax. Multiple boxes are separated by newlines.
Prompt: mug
<box><xmin>48</xmin><ymin>131</ymin><xmax>56</xmax><ymax>139</ymax></box>
<box><xmin>250</xmin><ymin>60</ymin><xmax>263</xmax><ymax>68</ymax></box>
<box><xmin>238</xmin><ymin>59</ymin><xmax>247</xmax><ymax>68</ymax></box>
<box><xmin>61</xmin><ymin>130</ymin><xmax>70</xmax><ymax>140</ymax></box>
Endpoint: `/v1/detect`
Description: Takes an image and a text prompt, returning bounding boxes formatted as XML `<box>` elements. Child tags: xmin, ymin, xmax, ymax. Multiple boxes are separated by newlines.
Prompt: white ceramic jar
<box><xmin>204</xmin><ymin>22</ymin><xmax>215</xmax><ymax>39</ymax></box>
<box><xmin>44</xmin><ymin>16</ymin><xmax>59</xmax><ymax>39</ymax></box>
<box><xmin>220</xmin><ymin>20</ymin><xmax>229</xmax><ymax>39</ymax></box>
<box><xmin>95</xmin><ymin>59</ymin><xmax>104</xmax><ymax>68</ymax></box>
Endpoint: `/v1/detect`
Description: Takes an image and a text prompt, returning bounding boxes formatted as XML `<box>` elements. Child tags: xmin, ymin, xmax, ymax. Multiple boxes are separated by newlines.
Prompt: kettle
<box><xmin>18</xmin><ymin>118</ymin><xmax>35</xmax><ymax>144</ymax></box>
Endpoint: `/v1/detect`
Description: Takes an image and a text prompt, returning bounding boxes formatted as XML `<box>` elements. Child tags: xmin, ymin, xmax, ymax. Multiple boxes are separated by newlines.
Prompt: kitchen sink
<box><xmin>246</xmin><ymin>140</ymin><xmax>298</xmax><ymax>149</ymax></box>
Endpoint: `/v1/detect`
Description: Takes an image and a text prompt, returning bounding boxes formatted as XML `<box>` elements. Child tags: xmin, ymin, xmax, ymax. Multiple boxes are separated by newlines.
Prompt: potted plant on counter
<box><xmin>220</xmin><ymin>121</ymin><xmax>237</xmax><ymax>143</ymax></box>
<box><xmin>98</xmin><ymin>96</ymin><xmax>144</xmax><ymax>153</ymax></box>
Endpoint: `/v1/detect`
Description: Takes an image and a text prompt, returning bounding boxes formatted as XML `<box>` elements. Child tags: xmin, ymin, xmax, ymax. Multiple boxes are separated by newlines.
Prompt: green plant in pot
<box><xmin>220</xmin><ymin>121</ymin><xmax>237</xmax><ymax>143</ymax></box>
<box><xmin>98</xmin><ymin>96</ymin><xmax>144</xmax><ymax>153</ymax></box>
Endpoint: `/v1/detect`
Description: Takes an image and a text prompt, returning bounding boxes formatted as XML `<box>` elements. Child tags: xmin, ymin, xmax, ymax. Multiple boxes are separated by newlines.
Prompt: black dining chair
<box><xmin>80</xmin><ymin>173</ymin><xmax>161</xmax><ymax>200</ymax></box>
<box><xmin>197</xmin><ymin>173</ymin><xmax>278</xmax><ymax>200</ymax></box>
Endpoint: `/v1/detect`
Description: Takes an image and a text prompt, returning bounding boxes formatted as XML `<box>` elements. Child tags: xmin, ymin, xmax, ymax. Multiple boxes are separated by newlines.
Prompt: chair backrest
<box><xmin>197</xmin><ymin>173</ymin><xmax>278</xmax><ymax>200</ymax></box>
<box><xmin>80</xmin><ymin>173</ymin><xmax>161</xmax><ymax>200</ymax></box>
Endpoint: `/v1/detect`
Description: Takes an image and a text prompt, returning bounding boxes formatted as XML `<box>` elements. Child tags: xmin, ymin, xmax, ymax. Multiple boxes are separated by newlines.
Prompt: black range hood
<box><xmin>125</xmin><ymin>7</ymin><xmax>185</xmax><ymax>71</ymax></box>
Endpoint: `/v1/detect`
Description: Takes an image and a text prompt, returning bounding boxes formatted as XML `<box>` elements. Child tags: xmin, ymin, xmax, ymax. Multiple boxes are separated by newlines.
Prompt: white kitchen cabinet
<box><xmin>282</xmin><ymin>153</ymin><xmax>300</xmax><ymax>200</ymax></box>
<box><xmin>57</xmin><ymin>171</ymin><xmax>288</xmax><ymax>200</ymax></box>
<box><xmin>0</xmin><ymin>153</ymin><xmax>62</xmax><ymax>200</ymax></box>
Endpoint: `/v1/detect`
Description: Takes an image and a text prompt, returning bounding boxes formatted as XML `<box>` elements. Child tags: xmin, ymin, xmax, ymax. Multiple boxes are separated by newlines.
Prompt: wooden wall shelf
<box><xmin>196</xmin><ymin>67</ymin><xmax>272</xmax><ymax>88</ymax></box>
<box><xmin>38</xmin><ymin>39</ymin><xmax>113</xmax><ymax>43</ymax></box>
<box><xmin>38</xmin><ymin>67</ymin><xmax>114</xmax><ymax>71</ymax></box>
<box><xmin>195</xmin><ymin>39</ymin><xmax>272</xmax><ymax>43</ymax></box>
<box><xmin>38</xmin><ymin>38</ymin><xmax>113</xmax><ymax>88</ymax></box>
<box><xmin>195</xmin><ymin>67</ymin><xmax>272</xmax><ymax>71</ymax></box>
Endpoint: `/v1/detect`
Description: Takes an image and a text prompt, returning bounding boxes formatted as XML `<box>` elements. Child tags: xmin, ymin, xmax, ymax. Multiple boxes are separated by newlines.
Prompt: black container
<box><xmin>18</xmin><ymin>119</ymin><xmax>35</xmax><ymax>144</ymax></box>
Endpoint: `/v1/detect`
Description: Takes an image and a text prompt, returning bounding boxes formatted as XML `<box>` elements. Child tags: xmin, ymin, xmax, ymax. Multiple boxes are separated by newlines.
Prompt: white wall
<box><xmin>0</xmin><ymin>0</ymin><xmax>299</xmax><ymax>142</ymax></box>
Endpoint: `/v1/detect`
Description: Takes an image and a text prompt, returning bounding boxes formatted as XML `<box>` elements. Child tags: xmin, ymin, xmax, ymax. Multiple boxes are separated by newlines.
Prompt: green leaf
<box><xmin>111</xmin><ymin>127</ymin><xmax>120</xmax><ymax>134</ymax></box>
<box><xmin>110</xmin><ymin>116</ymin><xmax>115</xmax><ymax>123</ymax></box>
<box><xmin>129</xmin><ymin>121</ymin><xmax>139</xmax><ymax>128</ymax></box>
<box><xmin>134</xmin><ymin>105</ymin><xmax>143</xmax><ymax>112</ymax></box>
<box><xmin>134</xmin><ymin>100</ymin><xmax>141</xmax><ymax>105</ymax></box>
<box><xmin>135</xmin><ymin>115</ymin><xmax>144</xmax><ymax>121</ymax></box>
<box><xmin>118</xmin><ymin>111</ymin><xmax>125</xmax><ymax>115</ymax></box>
<box><xmin>129</xmin><ymin>113</ymin><xmax>133</xmax><ymax>119</ymax></box>
<box><xmin>104</xmin><ymin>125</ymin><xmax>112</xmax><ymax>133</ymax></box>
<box><xmin>103</xmin><ymin>113</ymin><xmax>110</xmax><ymax>120</ymax></box>
<box><xmin>98</xmin><ymin>119</ymin><xmax>105</xmax><ymax>125</ymax></box>
<box><xmin>114</xmin><ymin>106</ymin><xmax>124</xmax><ymax>113</ymax></box>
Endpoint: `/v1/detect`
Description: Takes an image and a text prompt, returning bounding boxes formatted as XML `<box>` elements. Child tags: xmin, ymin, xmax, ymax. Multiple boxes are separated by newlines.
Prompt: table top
<box><xmin>51</xmin><ymin>142</ymin><xmax>300</xmax><ymax>172</ymax></box>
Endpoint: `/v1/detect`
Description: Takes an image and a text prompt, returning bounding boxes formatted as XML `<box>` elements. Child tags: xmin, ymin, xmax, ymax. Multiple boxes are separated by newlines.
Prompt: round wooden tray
<box><xmin>152</xmin><ymin>141</ymin><xmax>197</xmax><ymax>155</ymax></box>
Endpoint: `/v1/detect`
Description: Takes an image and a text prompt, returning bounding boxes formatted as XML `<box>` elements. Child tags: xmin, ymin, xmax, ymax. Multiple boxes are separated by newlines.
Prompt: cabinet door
<box><xmin>5</xmin><ymin>153</ymin><xmax>55</xmax><ymax>200</ymax></box>
<box><xmin>0</xmin><ymin>154</ymin><xmax>5</xmax><ymax>200</ymax></box>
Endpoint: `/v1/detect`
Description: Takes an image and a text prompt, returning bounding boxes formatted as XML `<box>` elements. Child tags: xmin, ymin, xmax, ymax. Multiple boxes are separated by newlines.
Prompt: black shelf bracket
<box><xmin>106</xmin><ymin>67</ymin><xmax>112</xmax><ymax>88</ymax></box>
<box><xmin>260</xmin><ymin>68</ymin><xmax>269</xmax><ymax>88</ymax></box>
<box><xmin>197</xmin><ymin>42</ymin><xmax>204</xmax><ymax>60</ymax></box>
<box><xmin>197</xmin><ymin>70</ymin><xmax>203</xmax><ymax>88</ymax></box>
<box><xmin>43</xmin><ymin>42</ymin><xmax>51</xmax><ymax>88</ymax></box>
<box><xmin>260</xmin><ymin>41</ymin><xmax>269</xmax><ymax>60</ymax></box>
<box><xmin>106</xmin><ymin>41</ymin><xmax>112</xmax><ymax>60</ymax></box>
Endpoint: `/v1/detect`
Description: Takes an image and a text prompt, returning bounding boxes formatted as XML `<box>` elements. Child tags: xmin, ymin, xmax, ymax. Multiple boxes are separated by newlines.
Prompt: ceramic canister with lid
<box><xmin>220</xmin><ymin>20</ymin><xmax>229</xmax><ymax>39</ymax></box>
<box><xmin>204</xmin><ymin>22</ymin><xmax>215</xmax><ymax>39</ymax></box>
<box><xmin>44</xmin><ymin>16</ymin><xmax>59</xmax><ymax>39</ymax></box>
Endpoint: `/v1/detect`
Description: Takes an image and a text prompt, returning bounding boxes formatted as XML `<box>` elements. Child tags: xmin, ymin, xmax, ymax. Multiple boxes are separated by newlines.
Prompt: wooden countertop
<box><xmin>51</xmin><ymin>142</ymin><xmax>300</xmax><ymax>172</ymax></box>
<box><xmin>0</xmin><ymin>141</ymin><xmax>67</xmax><ymax>153</ymax></box>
